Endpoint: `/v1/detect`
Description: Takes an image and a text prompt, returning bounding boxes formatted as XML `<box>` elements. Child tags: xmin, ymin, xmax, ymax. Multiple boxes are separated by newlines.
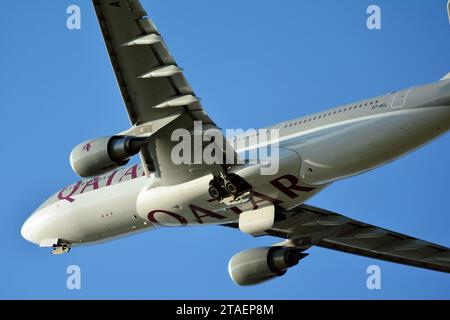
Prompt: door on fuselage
<box><xmin>391</xmin><ymin>88</ymin><xmax>412</xmax><ymax>108</ymax></box>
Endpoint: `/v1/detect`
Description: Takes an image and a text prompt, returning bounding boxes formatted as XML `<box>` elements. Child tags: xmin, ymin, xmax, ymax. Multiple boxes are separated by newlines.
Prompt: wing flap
<box><xmin>317</xmin><ymin>239</ymin><xmax>450</xmax><ymax>273</ymax></box>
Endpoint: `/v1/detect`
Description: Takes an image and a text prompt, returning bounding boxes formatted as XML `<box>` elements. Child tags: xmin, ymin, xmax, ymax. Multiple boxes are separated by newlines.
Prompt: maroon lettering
<box><xmin>189</xmin><ymin>204</ymin><xmax>227</xmax><ymax>224</ymax></box>
<box><xmin>251</xmin><ymin>191</ymin><xmax>283</xmax><ymax>209</ymax></box>
<box><xmin>148</xmin><ymin>210</ymin><xmax>188</xmax><ymax>226</ymax></box>
<box><xmin>270</xmin><ymin>175</ymin><xmax>315</xmax><ymax>199</ymax></box>
<box><xmin>227</xmin><ymin>207</ymin><xmax>242</xmax><ymax>214</ymax></box>
<box><xmin>119</xmin><ymin>164</ymin><xmax>139</xmax><ymax>182</ymax></box>
<box><xmin>57</xmin><ymin>181</ymin><xmax>82</xmax><ymax>203</ymax></box>
<box><xmin>105</xmin><ymin>169</ymin><xmax>120</xmax><ymax>186</ymax></box>
<box><xmin>80</xmin><ymin>177</ymin><xmax>100</xmax><ymax>193</ymax></box>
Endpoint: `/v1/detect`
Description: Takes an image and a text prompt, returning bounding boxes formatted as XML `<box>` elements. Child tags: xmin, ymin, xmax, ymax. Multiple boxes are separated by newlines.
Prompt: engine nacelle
<box><xmin>228</xmin><ymin>247</ymin><xmax>307</xmax><ymax>286</ymax></box>
<box><xmin>70</xmin><ymin>136</ymin><xmax>148</xmax><ymax>177</ymax></box>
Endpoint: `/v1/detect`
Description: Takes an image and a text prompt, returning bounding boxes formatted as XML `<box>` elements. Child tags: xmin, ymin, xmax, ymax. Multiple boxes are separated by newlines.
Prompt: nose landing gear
<box><xmin>209</xmin><ymin>173</ymin><xmax>253</xmax><ymax>204</ymax></box>
<box><xmin>51</xmin><ymin>240</ymin><xmax>71</xmax><ymax>255</ymax></box>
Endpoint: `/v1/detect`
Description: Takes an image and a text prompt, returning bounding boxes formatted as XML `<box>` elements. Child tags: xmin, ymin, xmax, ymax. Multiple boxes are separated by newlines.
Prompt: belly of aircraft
<box><xmin>40</xmin><ymin>148</ymin><xmax>323</xmax><ymax>245</ymax></box>
<box><xmin>135</xmin><ymin>148</ymin><xmax>323</xmax><ymax>228</ymax></box>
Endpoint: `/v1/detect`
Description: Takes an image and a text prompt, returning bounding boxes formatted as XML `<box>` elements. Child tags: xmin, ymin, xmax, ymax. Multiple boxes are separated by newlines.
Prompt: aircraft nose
<box><xmin>21</xmin><ymin>215</ymin><xmax>39</xmax><ymax>245</ymax></box>
<box><xmin>21</xmin><ymin>208</ymin><xmax>54</xmax><ymax>245</ymax></box>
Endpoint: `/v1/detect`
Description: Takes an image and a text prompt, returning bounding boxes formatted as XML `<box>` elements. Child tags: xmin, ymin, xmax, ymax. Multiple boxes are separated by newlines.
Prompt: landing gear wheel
<box><xmin>208</xmin><ymin>173</ymin><xmax>253</xmax><ymax>203</ymax></box>
<box><xmin>208</xmin><ymin>185</ymin><xmax>221</xmax><ymax>200</ymax></box>
<box><xmin>209</xmin><ymin>179</ymin><xmax>226</xmax><ymax>201</ymax></box>
<box><xmin>225</xmin><ymin>181</ymin><xmax>238</xmax><ymax>195</ymax></box>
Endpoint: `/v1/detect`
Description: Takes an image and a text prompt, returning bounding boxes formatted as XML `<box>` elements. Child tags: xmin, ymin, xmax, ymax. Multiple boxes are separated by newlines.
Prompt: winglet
<box><xmin>441</xmin><ymin>72</ymin><xmax>450</xmax><ymax>81</ymax></box>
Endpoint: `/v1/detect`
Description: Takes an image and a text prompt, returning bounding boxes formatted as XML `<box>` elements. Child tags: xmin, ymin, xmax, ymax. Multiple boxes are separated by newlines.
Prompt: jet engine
<box><xmin>228</xmin><ymin>247</ymin><xmax>308</xmax><ymax>286</ymax></box>
<box><xmin>70</xmin><ymin>136</ymin><xmax>148</xmax><ymax>177</ymax></box>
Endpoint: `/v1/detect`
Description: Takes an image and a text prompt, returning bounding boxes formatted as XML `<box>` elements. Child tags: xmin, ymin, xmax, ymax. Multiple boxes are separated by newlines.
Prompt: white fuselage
<box><xmin>21</xmin><ymin>80</ymin><xmax>450</xmax><ymax>248</ymax></box>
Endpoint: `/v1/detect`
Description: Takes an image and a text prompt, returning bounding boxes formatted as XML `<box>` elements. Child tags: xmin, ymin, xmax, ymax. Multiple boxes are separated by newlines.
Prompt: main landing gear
<box><xmin>208</xmin><ymin>173</ymin><xmax>253</xmax><ymax>204</ymax></box>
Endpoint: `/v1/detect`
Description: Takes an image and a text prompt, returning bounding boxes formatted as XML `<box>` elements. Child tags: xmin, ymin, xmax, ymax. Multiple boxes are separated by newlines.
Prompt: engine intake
<box><xmin>228</xmin><ymin>247</ymin><xmax>308</xmax><ymax>286</ymax></box>
<box><xmin>70</xmin><ymin>136</ymin><xmax>148</xmax><ymax>177</ymax></box>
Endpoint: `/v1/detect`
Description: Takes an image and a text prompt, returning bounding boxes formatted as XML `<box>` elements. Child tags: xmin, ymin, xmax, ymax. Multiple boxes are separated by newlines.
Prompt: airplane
<box><xmin>21</xmin><ymin>0</ymin><xmax>450</xmax><ymax>286</ymax></box>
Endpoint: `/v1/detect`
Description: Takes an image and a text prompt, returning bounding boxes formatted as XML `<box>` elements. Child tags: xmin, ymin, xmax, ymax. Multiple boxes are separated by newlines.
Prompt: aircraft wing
<box><xmin>229</xmin><ymin>204</ymin><xmax>450</xmax><ymax>273</ymax></box>
<box><xmin>93</xmin><ymin>0</ymin><xmax>229</xmax><ymax>184</ymax></box>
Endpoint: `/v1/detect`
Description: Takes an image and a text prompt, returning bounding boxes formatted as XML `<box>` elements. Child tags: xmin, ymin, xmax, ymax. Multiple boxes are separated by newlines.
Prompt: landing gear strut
<box><xmin>209</xmin><ymin>173</ymin><xmax>252</xmax><ymax>203</ymax></box>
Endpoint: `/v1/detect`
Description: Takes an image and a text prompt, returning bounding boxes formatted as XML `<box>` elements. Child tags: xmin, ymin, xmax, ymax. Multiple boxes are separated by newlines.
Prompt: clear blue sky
<box><xmin>1</xmin><ymin>0</ymin><xmax>449</xmax><ymax>299</ymax></box>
